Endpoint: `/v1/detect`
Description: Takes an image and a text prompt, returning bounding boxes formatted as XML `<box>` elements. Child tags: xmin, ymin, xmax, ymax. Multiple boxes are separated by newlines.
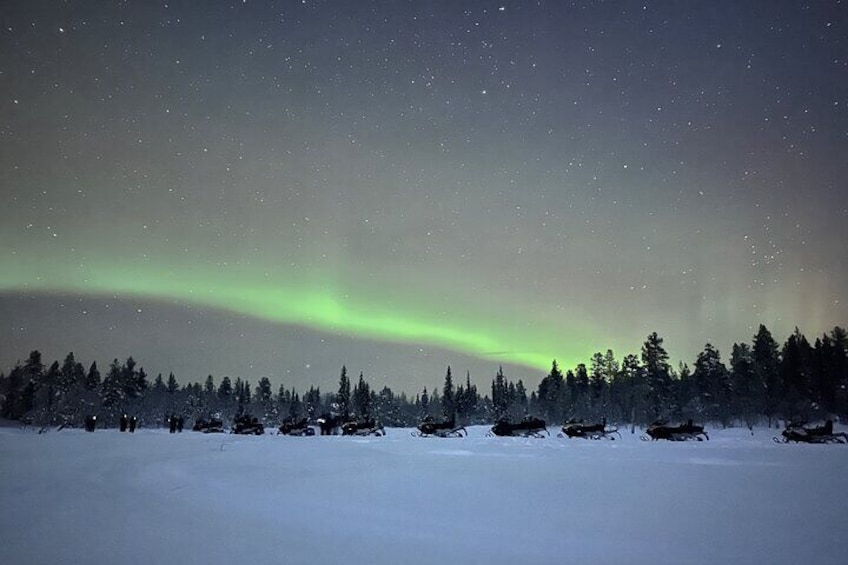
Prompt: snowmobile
<box><xmin>774</xmin><ymin>420</ymin><xmax>848</xmax><ymax>444</ymax></box>
<box><xmin>278</xmin><ymin>417</ymin><xmax>316</xmax><ymax>436</ymax></box>
<box><xmin>341</xmin><ymin>418</ymin><xmax>385</xmax><ymax>436</ymax></box>
<box><xmin>412</xmin><ymin>415</ymin><xmax>466</xmax><ymax>438</ymax></box>
<box><xmin>231</xmin><ymin>415</ymin><xmax>265</xmax><ymax>435</ymax></box>
<box><xmin>559</xmin><ymin>418</ymin><xmax>620</xmax><ymax>440</ymax></box>
<box><xmin>192</xmin><ymin>417</ymin><xmax>225</xmax><ymax>433</ymax></box>
<box><xmin>642</xmin><ymin>419</ymin><xmax>708</xmax><ymax>441</ymax></box>
<box><xmin>487</xmin><ymin>416</ymin><xmax>549</xmax><ymax>438</ymax></box>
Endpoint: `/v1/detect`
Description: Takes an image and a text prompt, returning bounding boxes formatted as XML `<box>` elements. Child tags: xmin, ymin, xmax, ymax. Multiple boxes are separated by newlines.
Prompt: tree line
<box><xmin>1</xmin><ymin>324</ymin><xmax>846</xmax><ymax>429</ymax></box>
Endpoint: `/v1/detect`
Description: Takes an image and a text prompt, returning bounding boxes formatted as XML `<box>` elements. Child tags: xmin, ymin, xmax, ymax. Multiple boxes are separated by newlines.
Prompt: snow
<box><xmin>2</xmin><ymin>424</ymin><xmax>847</xmax><ymax>565</ymax></box>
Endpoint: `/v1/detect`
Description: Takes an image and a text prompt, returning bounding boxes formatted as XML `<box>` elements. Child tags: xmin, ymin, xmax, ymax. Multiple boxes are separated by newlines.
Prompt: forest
<box><xmin>1</xmin><ymin>324</ymin><xmax>846</xmax><ymax>430</ymax></box>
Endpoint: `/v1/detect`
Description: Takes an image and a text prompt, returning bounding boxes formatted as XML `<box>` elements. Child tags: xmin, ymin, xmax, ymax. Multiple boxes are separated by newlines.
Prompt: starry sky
<box><xmin>1</xmin><ymin>1</ymin><xmax>846</xmax><ymax>393</ymax></box>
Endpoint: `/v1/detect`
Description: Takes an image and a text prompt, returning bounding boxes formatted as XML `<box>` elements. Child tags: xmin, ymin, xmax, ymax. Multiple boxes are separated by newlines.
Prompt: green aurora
<box><xmin>0</xmin><ymin>255</ymin><xmax>594</xmax><ymax>373</ymax></box>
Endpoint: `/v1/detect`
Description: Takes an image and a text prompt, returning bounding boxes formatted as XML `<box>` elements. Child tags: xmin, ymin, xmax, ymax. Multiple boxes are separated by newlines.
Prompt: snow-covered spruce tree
<box><xmin>217</xmin><ymin>376</ymin><xmax>234</xmax><ymax>420</ymax></box>
<box><xmin>573</xmin><ymin>363</ymin><xmax>590</xmax><ymax>421</ymax></box>
<box><xmin>352</xmin><ymin>373</ymin><xmax>371</xmax><ymax>419</ymax></box>
<box><xmin>418</xmin><ymin>387</ymin><xmax>430</xmax><ymax>418</ymax></box>
<box><xmin>337</xmin><ymin>366</ymin><xmax>351</xmax><ymax>420</ymax></box>
<box><xmin>730</xmin><ymin>342</ymin><xmax>761</xmax><ymax>428</ymax></box>
<box><xmin>491</xmin><ymin>366</ymin><xmax>508</xmax><ymax>421</ymax></box>
<box><xmin>254</xmin><ymin>377</ymin><xmax>275</xmax><ymax>422</ymax></box>
<box><xmin>779</xmin><ymin>328</ymin><xmax>814</xmax><ymax>420</ymax></box>
<box><xmin>752</xmin><ymin>324</ymin><xmax>781</xmax><ymax>427</ymax></box>
<box><xmin>815</xmin><ymin>327</ymin><xmax>848</xmax><ymax>417</ymax></box>
<box><xmin>441</xmin><ymin>366</ymin><xmax>454</xmax><ymax>419</ymax></box>
<box><xmin>641</xmin><ymin>332</ymin><xmax>674</xmax><ymax>422</ymax></box>
<box><xmin>1</xmin><ymin>363</ymin><xmax>32</xmax><ymax>420</ymax></box>
<box><xmin>691</xmin><ymin>343</ymin><xmax>732</xmax><ymax>426</ymax></box>
<box><xmin>303</xmin><ymin>385</ymin><xmax>321</xmax><ymax>419</ymax></box>
<box><xmin>536</xmin><ymin>360</ymin><xmax>564</xmax><ymax>424</ymax></box>
<box><xmin>510</xmin><ymin>380</ymin><xmax>529</xmax><ymax>420</ymax></box>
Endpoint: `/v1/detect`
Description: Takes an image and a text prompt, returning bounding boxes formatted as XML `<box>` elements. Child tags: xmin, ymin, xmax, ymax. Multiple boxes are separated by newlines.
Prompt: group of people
<box><xmin>167</xmin><ymin>415</ymin><xmax>185</xmax><ymax>433</ymax></box>
<box><xmin>81</xmin><ymin>414</ymin><xmax>187</xmax><ymax>433</ymax></box>
<box><xmin>118</xmin><ymin>414</ymin><xmax>138</xmax><ymax>433</ymax></box>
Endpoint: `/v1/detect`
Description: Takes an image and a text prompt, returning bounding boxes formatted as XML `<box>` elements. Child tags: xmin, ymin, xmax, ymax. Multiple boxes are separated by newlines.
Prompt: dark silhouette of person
<box><xmin>177</xmin><ymin>416</ymin><xmax>184</xmax><ymax>433</ymax></box>
<box><xmin>119</xmin><ymin>414</ymin><xmax>128</xmax><ymax>432</ymax></box>
<box><xmin>84</xmin><ymin>415</ymin><xmax>97</xmax><ymax>432</ymax></box>
<box><xmin>169</xmin><ymin>415</ymin><xmax>177</xmax><ymax>433</ymax></box>
<box><xmin>129</xmin><ymin>416</ymin><xmax>137</xmax><ymax>433</ymax></box>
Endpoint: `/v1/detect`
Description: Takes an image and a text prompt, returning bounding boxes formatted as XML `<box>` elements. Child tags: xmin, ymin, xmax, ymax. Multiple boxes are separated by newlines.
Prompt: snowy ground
<box><xmin>2</xmin><ymin>424</ymin><xmax>847</xmax><ymax>565</ymax></box>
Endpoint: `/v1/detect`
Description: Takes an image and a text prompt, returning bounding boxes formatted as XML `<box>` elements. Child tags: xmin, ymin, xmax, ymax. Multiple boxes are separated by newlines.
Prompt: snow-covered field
<box><xmin>2</xmin><ymin>424</ymin><xmax>847</xmax><ymax>565</ymax></box>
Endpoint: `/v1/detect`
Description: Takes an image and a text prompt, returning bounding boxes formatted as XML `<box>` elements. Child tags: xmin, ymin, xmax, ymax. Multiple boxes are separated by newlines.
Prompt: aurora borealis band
<box><xmin>1</xmin><ymin>1</ymin><xmax>847</xmax><ymax>392</ymax></box>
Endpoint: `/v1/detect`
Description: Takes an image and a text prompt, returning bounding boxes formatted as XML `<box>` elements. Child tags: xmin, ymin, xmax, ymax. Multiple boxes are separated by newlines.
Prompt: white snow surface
<box><xmin>2</xmin><ymin>424</ymin><xmax>847</xmax><ymax>565</ymax></box>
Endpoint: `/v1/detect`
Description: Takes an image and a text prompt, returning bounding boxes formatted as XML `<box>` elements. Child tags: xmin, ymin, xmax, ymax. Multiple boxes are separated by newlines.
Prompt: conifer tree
<box><xmin>730</xmin><ymin>342</ymin><xmax>761</xmax><ymax>427</ymax></box>
<box><xmin>353</xmin><ymin>373</ymin><xmax>371</xmax><ymax>418</ymax></box>
<box><xmin>779</xmin><ymin>328</ymin><xmax>813</xmax><ymax>417</ymax></box>
<box><xmin>752</xmin><ymin>324</ymin><xmax>781</xmax><ymax>427</ymax></box>
<box><xmin>642</xmin><ymin>332</ymin><xmax>673</xmax><ymax>421</ymax></box>
<box><xmin>491</xmin><ymin>366</ymin><xmax>508</xmax><ymax>420</ymax></box>
<box><xmin>167</xmin><ymin>372</ymin><xmax>179</xmax><ymax>394</ymax></box>
<box><xmin>441</xmin><ymin>366</ymin><xmax>455</xmax><ymax>418</ymax></box>
<box><xmin>536</xmin><ymin>360</ymin><xmax>564</xmax><ymax>423</ymax></box>
<box><xmin>337</xmin><ymin>366</ymin><xmax>351</xmax><ymax>419</ymax></box>
<box><xmin>85</xmin><ymin>362</ymin><xmax>101</xmax><ymax>390</ymax></box>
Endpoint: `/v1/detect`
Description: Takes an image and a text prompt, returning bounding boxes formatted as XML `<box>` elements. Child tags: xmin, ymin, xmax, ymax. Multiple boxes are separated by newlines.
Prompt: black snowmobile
<box><xmin>560</xmin><ymin>417</ymin><xmax>620</xmax><ymax>440</ymax></box>
<box><xmin>278</xmin><ymin>417</ymin><xmax>316</xmax><ymax>436</ymax></box>
<box><xmin>774</xmin><ymin>420</ymin><xmax>848</xmax><ymax>444</ymax></box>
<box><xmin>642</xmin><ymin>419</ymin><xmax>708</xmax><ymax>441</ymax></box>
<box><xmin>192</xmin><ymin>417</ymin><xmax>225</xmax><ymax>433</ymax></box>
<box><xmin>412</xmin><ymin>415</ymin><xmax>466</xmax><ymax>438</ymax></box>
<box><xmin>231</xmin><ymin>415</ymin><xmax>265</xmax><ymax>435</ymax></box>
<box><xmin>341</xmin><ymin>418</ymin><xmax>385</xmax><ymax>436</ymax></box>
<box><xmin>487</xmin><ymin>416</ymin><xmax>549</xmax><ymax>438</ymax></box>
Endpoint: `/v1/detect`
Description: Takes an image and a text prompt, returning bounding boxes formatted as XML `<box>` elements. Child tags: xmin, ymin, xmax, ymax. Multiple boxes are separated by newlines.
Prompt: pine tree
<box><xmin>589</xmin><ymin>352</ymin><xmax>609</xmax><ymax>420</ymax></box>
<box><xmin>1</xmin><ymin>363</ymin><xmax>28</xmax><ymax>419</ymax></box>
<box><xmin>536</xmin><ymin>360</ymin><xmax>564</xmax><ymax>423</ymax></box>
<box><xmin>101</xmin><ymin>359</ymin><xmax>124</xmax><ymax>415</ymax></box>
<box><xmin>256</xmin><ymin>377</ymin><xmax>274</xmax><ymax>420</ymax></box>
<box><xmin>779</xmin><ymin>328</ymin><xmax>813</xmax><ymax>418</ymax></box>
<box><xmin>441</xmin><ymin>366</ymin><xmax>455</xmax><ymax>418</ymax></box>
<box><xmin>730</xmin><ymin>342</ymin><xmax>761</xmax><ymax>427</ymax></box>
<box><xmin>167</xmin><ymin>372</ymin><xmax>179</xmax><ymax>394</ymax></box>
<box><xmin>353</xmin><ymin>373</ymin><xmax>371</xmax><ymax>418</ymax></box>
<box><xmin>337</xmin><ymin>366</ymin><xmax>351</xmax><ymax>419</ymax></box>
<box><xmin>41</xmin><ymin>361</ymin><xmax>61</xmax><ymax>412</ymax></box>
<box><xmin>419</xmin><ymin>387</ymin><xmax>430</xmax><ymax>417</ymax></box>
<box><xmin>513</xmin><ymin>379</ymin><xmax>528</xmax><ymax>419</ymax></box>
<box><xmin>23</xmin><ymin>351</ymin><xmax>44</xmax><ymax>384</ymax></box>
<box><xmin>828</xmin><ymin>327</ymin><xmax>848</xmax><ymax>416</ymax></box>
<box><xmin>692</xmin><ymin>343</ymin><xmax>731</xmax><ymax>424</ymax></box>
<box><xmin>59</xmin><ymin>352</ymin><xmax>79</xmax><ymax>394</ymax></box>
<box><xmin>85</xmin><ymin>362</ymin><xmax>101</xmax><ymax>390</ymax></box>
<box><xmin>641</xmin><ymin>332</ymin><xmax>673</xmax><ymax>421</ymax></box>
<box><xmin>574</xmin><ymin>363</ymin><xmax>590</xmax><ymax>419</ymax></box>
<box><xmin>303</xmin><ymin>386</ymin><xmax>321</xmax><ymax>418</ymax></box>
<box><xmin>492</xmin><ymin>366</ymin><xmax>508</xmax><ymax>420</ymax></box>
<box><xmin>752</xmin><ymin>324</ymin><xmax>781</xmax><ymax>427</ymax></box>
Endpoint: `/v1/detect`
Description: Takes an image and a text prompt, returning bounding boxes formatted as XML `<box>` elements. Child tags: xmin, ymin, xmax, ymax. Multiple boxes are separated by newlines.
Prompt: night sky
<box><xmin>2</xmin><ymin>1</ymin><xmax>846</xmax><ymax>393</ymax></box>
